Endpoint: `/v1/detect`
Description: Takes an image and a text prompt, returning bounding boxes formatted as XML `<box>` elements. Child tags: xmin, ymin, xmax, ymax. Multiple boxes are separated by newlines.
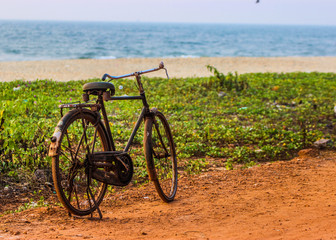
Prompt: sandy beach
<box><xmin>0</xmin><ymin>57</ymin><xmax>335</xmax><ymax>82</ymax></box>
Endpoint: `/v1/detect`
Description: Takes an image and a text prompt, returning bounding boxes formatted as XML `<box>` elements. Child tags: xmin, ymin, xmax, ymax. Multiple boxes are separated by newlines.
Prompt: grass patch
<box><xmin>1</xmin><ymin>72</ymin><xmax>336</xmax><ymax>181</ymax></box>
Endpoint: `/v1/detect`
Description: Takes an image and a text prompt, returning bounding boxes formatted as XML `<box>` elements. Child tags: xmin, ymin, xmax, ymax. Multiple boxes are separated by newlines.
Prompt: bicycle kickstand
<box><xmin>87</xmin><ymin>186</ymin><xmax>103</xmax><ymax>219</ymax></box>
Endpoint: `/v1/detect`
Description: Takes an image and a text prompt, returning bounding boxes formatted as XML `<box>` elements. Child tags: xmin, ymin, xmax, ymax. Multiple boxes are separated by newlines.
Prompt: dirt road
<box><xmin>1</xmin><ymin>149</ymin><xmax>336</xmax><ymax>239</ymax></box>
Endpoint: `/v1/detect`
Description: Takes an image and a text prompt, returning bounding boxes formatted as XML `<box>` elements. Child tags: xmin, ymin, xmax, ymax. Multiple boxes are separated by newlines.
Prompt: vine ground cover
<box><xmin>1</xmin><ymin>72</ymin><xmax>336</xmax><ymax>183</ymax></box>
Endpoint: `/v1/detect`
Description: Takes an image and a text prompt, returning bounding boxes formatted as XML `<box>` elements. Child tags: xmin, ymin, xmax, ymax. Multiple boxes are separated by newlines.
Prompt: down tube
<box><xmin>124</xmin><ymin>107</ymin><xmax>146</xmax><ymax>152</ymax></box>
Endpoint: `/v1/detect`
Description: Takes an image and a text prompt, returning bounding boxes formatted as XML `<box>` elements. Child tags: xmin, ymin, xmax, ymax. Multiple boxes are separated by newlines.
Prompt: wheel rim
<box><xmin>151</xmin><ymin>114</ymin><xmax>177</xmax><ymax>199</ymax></box>
<box><xmin>55</xmin><ymin>114</ymin><xmax>108</xmax><ymax>214</ymax></box>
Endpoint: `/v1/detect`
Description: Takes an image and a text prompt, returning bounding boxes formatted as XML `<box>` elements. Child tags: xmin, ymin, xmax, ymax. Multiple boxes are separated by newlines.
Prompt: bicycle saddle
<box><xmin>83</xmin><ymin>82</ymin><xmax>115</xmax><ymax>96</ymax></box>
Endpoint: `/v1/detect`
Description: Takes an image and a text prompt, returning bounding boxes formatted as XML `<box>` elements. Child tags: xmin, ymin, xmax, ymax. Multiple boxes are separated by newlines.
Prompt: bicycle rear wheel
<box><xmin>144</xmin><ymin>110</ymin><xmax>177</xmax><ymax>202</ymax></box>
<box><xmin>51</xmin><ymin>109</ymin><xmax>110</xmax><ymax>216</ymax></box>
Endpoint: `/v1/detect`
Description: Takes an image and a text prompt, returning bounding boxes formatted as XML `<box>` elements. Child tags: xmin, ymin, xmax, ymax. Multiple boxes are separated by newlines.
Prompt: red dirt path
<box><xmin>1</xmin><ymin>149</ymin><xmax>336</xmax><ymax>240</ymax></box>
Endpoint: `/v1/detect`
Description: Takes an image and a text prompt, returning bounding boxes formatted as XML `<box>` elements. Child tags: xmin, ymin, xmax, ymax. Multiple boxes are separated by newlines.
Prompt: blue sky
<box><xmin>0</xmin><ymin>0</ymin><xmax>335</xmax><ymax>26</ymax></box>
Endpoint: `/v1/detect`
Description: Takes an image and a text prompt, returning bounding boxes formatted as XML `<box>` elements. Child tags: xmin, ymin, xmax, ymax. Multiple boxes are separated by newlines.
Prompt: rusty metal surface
<box><xmin>58</xmin><ymin>103</ymin><xmax>100</xmax><ymax>109</ymax></box>
<box><xmin>90</xmin><ymin>152</ymin><xmax>133</xmax><ymax>186</ymax></box>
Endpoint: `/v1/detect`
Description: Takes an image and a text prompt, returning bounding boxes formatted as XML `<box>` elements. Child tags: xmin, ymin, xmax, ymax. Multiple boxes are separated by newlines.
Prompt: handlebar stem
<box><xmin>134</xmin><ymin>72</ymin><xmax>145</xmax><ymax>94</ymax></box>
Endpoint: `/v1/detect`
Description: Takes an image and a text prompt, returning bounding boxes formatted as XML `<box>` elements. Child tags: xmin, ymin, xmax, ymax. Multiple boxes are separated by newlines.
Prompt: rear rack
<box><xmin>58</xmin><ymin>103</ymin><xmax>99</xmax><ymax>109</ymax></box>
<box><xmin>58</xmin><ymin>103</ymin><xmax>101</xmax><ymax>117</ymax></box>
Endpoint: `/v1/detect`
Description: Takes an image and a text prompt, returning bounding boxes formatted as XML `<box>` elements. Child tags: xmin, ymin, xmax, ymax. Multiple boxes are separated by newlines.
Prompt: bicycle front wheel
<box><xmin>144</xmin><ymin>110</ymin><xmax>177</xmax><ymax>202</ymax></box>
<box><xmin>51</xmin><ymin>109</ymin><xmax>110</xmax><ymax>216</ymax></box>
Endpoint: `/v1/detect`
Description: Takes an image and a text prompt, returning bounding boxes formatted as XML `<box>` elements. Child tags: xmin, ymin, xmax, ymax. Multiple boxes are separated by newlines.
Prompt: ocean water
<box><xmin>0</xmin><ymin>20</ymin><xmax>335</xmax><ymax>61</ymax></box>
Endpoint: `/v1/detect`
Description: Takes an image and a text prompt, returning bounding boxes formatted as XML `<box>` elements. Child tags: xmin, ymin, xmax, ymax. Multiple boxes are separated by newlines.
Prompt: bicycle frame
<box><xmin>99</xmin><ymin>91</ymin><xmax>150</xmax><ymax>154</ymax></box>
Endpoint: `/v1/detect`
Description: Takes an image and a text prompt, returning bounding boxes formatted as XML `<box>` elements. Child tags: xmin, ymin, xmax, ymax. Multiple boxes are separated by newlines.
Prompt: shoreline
<box><xmin>0</xmin><ymin>56</ymin><xmax>336</xmax><ymax>82</ymax></box>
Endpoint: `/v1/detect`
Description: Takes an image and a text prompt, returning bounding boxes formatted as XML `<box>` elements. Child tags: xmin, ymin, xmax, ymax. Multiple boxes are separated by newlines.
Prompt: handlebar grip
<box><xmin>102</xmin><ymin>74</ymin><xmax>109</xmax><ymax>81</ymax></box>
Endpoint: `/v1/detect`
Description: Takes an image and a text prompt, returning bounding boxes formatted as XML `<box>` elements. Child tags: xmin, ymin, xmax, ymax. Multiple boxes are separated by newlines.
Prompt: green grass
<box><xmin>0</xmin><ymin>194</ymin><xmax>50</xmax><ymax>217</ymax></box>
<box><xmin>1</xmin><ymin>71</ymin><xmax>336</xmax><ymax>179</ymax></box>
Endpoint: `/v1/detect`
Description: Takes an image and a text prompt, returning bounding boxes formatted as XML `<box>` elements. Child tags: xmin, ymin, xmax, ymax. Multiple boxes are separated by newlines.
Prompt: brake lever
<box><xmin>163</xmin><ymin>68</ymin><xmax>169</xmax><ymax>79</ymax></box>
<box><xmin>102</xmin><ymin>74</ymin><xmax>108</xmax><ymax>81</ymax></box>
<box><xmin>159</xmin><ymin>61</ymin><xmax>169</xmax><ymax>79</ymax></box>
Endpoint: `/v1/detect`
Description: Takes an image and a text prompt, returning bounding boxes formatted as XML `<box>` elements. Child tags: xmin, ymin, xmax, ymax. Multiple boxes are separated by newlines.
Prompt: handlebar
<box><xmin>102</xmin><ymin>62</ymin><xmax>169</xmax><ymax>81</ymax></box>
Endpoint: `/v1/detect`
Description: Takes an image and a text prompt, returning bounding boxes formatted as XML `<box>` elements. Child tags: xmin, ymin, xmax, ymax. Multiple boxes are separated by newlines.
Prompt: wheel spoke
<box><xmin>65</xmin><ymin>130</ymin><xmax>75</xmax><ymax>161</ymax></box>
<box><xmin>91</xmin><ymin>127</ymin><xmax>98</xmax><ymax>153</ymax></box>
<box><xmin>81</xmin><ymin>118</ymin><xmax>91</xmax><ymax>154</ymax></box>
<box><xmin>74</xmin><ymin>131</ymin><xmax>86</xmax><ymax>158</ymax></box>
<box><xmin>153</xmin><ymin>119</ymin><xmax>169</xmax><ymax>155</ymax></box>
<box><xmin>74</xmin><ymin>186</ymin><xmax>81</xmax><ymax>209</ymax></box>
<box><xmin>59</xmin><ymin>149</ymin><xmax>73</xmax><ymax>162</ymax></box>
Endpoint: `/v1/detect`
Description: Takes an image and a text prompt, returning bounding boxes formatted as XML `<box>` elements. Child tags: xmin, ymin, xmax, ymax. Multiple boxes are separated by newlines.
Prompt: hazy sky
<box><xmin>0</xmin><ymin>0</ymin><xmax>335</xmax><ymax>26</ymax></box>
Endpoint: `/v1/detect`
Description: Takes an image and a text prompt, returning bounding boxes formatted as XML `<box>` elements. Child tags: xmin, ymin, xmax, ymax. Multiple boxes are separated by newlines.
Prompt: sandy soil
<box><xmin>0</xmin><ymin>57</ymin><xmax>336</xmax><ymax>82</ymax></box>
<box><xmin>1</xmin><ymin>149</ymin><xmax>336</xmax><ymax>239</ymax></box>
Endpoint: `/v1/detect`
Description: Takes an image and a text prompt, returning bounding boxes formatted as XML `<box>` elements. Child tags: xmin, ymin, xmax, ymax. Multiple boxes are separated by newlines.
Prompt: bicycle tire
<box><xmin>144</xmin><ymin>110</ymin><xmax>177</xmax><ymax>202</ymax></box>
<box><xmin>51</xmin><ymin>109</ymin><xmax>110</xmax><ymax>216</ymax></box>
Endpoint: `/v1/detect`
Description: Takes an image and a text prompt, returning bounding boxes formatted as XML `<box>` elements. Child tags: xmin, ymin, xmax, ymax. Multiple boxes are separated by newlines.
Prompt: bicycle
<box><xmin>49</xmin><ymin>62</ymin><xmax>177</xmax><ymax>218</ymax></box>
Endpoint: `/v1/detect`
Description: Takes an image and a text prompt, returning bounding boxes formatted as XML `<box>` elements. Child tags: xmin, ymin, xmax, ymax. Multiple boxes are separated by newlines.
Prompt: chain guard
<box><xmin>91</xmin><ymin>152</ymin><xmax>133</xmax><ymax>186</ymax></box>
<box><xmin>115</xmin><ymin>153</ymin><xmax>133</xmax><ymax>185</ymax></box>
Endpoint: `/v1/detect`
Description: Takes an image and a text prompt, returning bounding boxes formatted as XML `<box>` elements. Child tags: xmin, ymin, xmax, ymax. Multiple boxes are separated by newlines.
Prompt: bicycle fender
<box><xmin>49</xmin><ymin>119</ymin><xmax>65</xmax><ymax>157</ymax></box>
<box><xmin>49</xmin><ymin>118</ymin><xmax>68</xmax><ymax>157</ymax></box>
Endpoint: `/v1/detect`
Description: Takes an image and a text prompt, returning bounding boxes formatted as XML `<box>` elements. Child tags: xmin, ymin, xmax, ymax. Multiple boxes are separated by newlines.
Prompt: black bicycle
<box><xmin>49</xmin><ymin>62</ymin><xmax>177</xmax><ymax>218</ymax></box>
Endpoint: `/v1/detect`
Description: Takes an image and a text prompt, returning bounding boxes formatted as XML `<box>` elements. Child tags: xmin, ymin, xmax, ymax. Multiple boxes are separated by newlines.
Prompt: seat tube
<box><xmin>98</xmin><ymin>95</ymin><xmax>116</xmax><ymax>151</ymax></box>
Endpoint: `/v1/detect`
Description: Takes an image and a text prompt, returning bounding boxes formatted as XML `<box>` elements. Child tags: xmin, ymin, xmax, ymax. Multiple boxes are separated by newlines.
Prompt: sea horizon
<box><xmin>2</xmin><ymin>18</ymin><xmax>336</xmax><ymax>27</ymax></box>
